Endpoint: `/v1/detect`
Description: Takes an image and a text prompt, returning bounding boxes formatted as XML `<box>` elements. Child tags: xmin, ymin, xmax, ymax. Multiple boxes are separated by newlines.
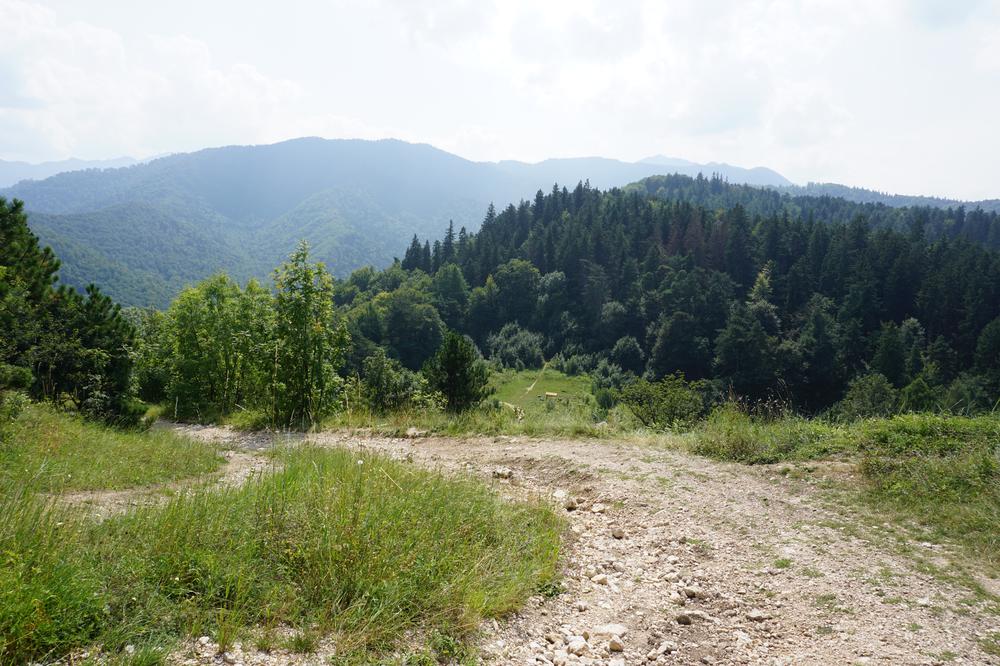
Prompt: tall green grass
<box><xmin>0</xmin><ymin>446</ymin><xmax>562</xmax><ymax>664</ymax></box>
<box><xmin>693</xmin><ymin>403</ymin><xmax>853</xmax><ymax>464</ymax></box>
<box><xmin>857</xmin><ymin>414</ymin><xmax>1000</xmax><ymax>567</ymax></box>
<box><xmin>1</xmin><ymin>404</ymin><xmax>223</xmax><ymax>491</ymax></box>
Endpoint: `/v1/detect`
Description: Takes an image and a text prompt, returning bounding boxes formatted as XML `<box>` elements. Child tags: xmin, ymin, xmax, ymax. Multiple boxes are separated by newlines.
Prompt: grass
<box><xmin>1</xmin><ymin>403</ymin><xmax>223</xmax><ymax>491</ymax></box>
<box><xmin>693</xmin><ymin>403</ymin><xmax>853</xmax><ymax>464</ymax></box>
<box><xmin>0</xmin><ymin>443</ymin><xmax>562</xmax><ymax>664</ymax></box>
<box><xmin>980</xmin><ymin>631</ymin><xmax>1000</xmax><ymax>656</ymax></box>
<box><xmin>856</xmin><ymin>414</ymin><xmax>1000</xmax><ymax>569</ymax></box>
<box><xmin>325</xmin><ymin>368</ymin><xmax>640</xmax><ymax>438</ymax></box>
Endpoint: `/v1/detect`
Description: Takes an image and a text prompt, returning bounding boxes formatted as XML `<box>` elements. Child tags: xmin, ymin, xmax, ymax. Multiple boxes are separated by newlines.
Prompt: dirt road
<box><xmin>158</xmin><ymin>425</ymin><xmax>1000</xmax><ymax>665</ymax></box>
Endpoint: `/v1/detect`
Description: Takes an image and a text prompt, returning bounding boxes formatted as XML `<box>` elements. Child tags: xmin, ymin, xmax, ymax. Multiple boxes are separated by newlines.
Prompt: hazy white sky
<box><xmin>1</xmin><ymin>0</ymin><xmax>998</xmax><ymax>199</ymax></box>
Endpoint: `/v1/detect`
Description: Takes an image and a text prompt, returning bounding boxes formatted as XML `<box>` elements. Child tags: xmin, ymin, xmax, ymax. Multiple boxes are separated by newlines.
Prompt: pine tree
<box><xmin>423</xmin><ymin>331</ymin><xmax>491</xmax><ymax>412</ymax></box>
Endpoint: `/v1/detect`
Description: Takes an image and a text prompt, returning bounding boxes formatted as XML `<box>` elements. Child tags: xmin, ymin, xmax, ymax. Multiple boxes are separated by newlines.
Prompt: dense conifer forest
<box><xmin>377</xmin><ymin>177</ymin><xmax>1000</xmax><ymax>412</ymax></box>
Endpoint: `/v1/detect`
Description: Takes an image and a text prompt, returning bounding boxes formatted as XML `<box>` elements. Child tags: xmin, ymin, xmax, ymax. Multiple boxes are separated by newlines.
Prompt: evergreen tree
<box><xmin>423</xmin><ymin>331</ymin><xmax>491</xmax><ymax>412</ymax></box>
<box><xmin>431</xmin><ymin>263</ymin><xmax>470</xmax><ymax>330</ymax></box>
<box><xmin>872</xmin><ymin>322</ymin><xmax>907</xmax><ymax>387</ymax></box>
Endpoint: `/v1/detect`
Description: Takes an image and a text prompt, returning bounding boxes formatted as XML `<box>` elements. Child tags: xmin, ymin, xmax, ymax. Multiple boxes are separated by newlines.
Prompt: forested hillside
<box><xmin>633</xmin><ymin>174</ymin><xmax>1000</xmax><ymax>248</ymax></box>
<box><xmin>0</xmin><ymin>156</ymin><xmax>139</xmax><ymax>188</ymax></box>
<box><xmin>779</xmin><ymin>181</ymin><xmax>1000</xmax><ymax>213</ymax></box>
<box><xmin>337</xmin><ymin>180</ymin><xmax>1000</xmax><ymax>412</ymax></box>
<box><xmin>2</xmin><ymin>139</ymin><xmax>788</xmax><ymax>307</ymax></box>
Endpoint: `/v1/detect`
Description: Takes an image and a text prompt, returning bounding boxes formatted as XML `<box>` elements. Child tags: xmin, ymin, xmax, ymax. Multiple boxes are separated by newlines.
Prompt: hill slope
<box><xmin>1</xmin><ymin>138</ymin><xmax>793</xmax><ymax>307</ymax></box>
<box><xmin>0</xmin><ymin>156</ymin><xmax>139</xmax><ymax>188</ymax></box>
<box><xmin>5</xmin><ymin>138</ymin><xmax>998</xmax><ymax>307</ymax></box>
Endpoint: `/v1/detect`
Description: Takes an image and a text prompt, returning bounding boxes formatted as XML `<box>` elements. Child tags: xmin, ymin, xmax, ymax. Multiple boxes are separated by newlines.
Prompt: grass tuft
<box><xmin>692</xmin><ymin>403</ymin><xmax>851</xmax><ymax>464</ymax></box>
<box><xmin>0</xmin><ymin>444</ymin><xmax>561</xmax><ymax>664</ymax></box>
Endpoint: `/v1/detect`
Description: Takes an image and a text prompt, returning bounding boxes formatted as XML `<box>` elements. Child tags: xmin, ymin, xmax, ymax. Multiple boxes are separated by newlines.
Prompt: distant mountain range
<box><xmin>1</xmin><ymin>137</ymin><xmax>997</xmax><ymax>307</ymax></box>
<box><xmin>0</xmin><ymin>156</ymin><xmax>141</xmax><ymax>188</ymax></box>
<box><xmin>0</xmin><ymin>138</ymin><xmax>795</xmax><ymax>306</ymax></box>
<box><xmin>777</xmin><ymin>182</ymin><xmax>1000</xmax><ymax>213</ymax></box>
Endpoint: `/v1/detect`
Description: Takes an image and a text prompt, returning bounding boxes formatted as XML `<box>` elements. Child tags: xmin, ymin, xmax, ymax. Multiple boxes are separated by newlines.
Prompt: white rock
<box><xmin>566</xmin><ymin>637</ymin><xmax>588</xmax><ymax>656</ymax></box>
<box><xmin>683</xmin><ymin>586</ymin><xmax>704</xmax><ymax>599</ymax></box>
<box><xmin>593</xmin><ymin>623</ymin><xmax>628</xmax><ymax>637</ymax></box>
<box><xmin>591</xmin><ymin>503</ymin><xmax>607</xmax><ymax>514</ymax></box>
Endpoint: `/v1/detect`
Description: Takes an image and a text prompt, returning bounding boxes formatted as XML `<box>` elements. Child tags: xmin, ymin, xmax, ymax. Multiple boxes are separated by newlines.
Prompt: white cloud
<box><xmin>1</xmin><ymin>0</ymin><xmax>999</xmax><ymax>199</ymax></box>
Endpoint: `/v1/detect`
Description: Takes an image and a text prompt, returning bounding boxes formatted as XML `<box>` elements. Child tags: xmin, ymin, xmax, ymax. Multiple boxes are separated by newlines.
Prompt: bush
<box><xmin>0</xmin><ymin>364</ymin><xmax>32</xmax><ymax>391</ymax></box>
<box><xmin>618</xmin><ymin>374</ymin><xmax>703</xmax><ymax>431</ymax></box>
<box><xmin>361</xmin><ymin>349</ymin><xmax>427</xmax><ymax>413</ymax></box>
<box><xmin>941</xmin><ymin>373</ymin><xmax>996</xmax><ymax>414</ymax></box>
<box><xmin>0</xmin><ymin>391</ymin><xmax>29</xmax><ymax>449</ymax></box>
<box><xmin>609</xmin><ymin>336</ymin><xmax>644</xmax><ymax>375</ymax></box>
<box><xmin>590</xmin><ymin>359</ymin><xmax>631</xmax><ymax>393</ymax></box>
<box><xmin>487</xmin><ymin>323</ymin><xmax>545</xmax><ymax>370</ymax></box>
<box><xmin>552</xmin><ymin>353</ymin><xmax>596</xmax><ymax>377</ymax></box>
<box><xmin>836</xmin><ymin>373</ymin><xmax>899</xmax><ymax>420</ymax></box>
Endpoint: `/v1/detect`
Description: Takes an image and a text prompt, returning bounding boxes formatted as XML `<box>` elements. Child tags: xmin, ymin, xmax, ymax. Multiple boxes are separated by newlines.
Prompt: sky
<box><xmin>1</xmin><ymin>0</ymin><xmax>999</xmax><ymax>200</ymax></box>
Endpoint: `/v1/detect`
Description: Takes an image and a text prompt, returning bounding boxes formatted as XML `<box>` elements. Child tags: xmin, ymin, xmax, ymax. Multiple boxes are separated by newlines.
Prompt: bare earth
<box><xmin>83</xmin><ymin>425</ymin><xmax>1000</xmax><ymax>665</ymax></box>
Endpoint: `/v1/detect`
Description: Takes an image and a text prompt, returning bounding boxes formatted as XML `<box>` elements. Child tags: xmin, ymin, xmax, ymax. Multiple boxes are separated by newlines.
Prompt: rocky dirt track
<box><xmin>157</xmin><ymin>426</ymin><xmax>1000</xmax><ymax>666</ymax></box>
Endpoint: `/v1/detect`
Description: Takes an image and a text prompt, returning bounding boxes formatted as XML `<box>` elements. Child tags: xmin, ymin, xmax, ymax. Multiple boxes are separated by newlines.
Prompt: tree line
<box><xmin>5</xmin><ymin>173</ymin><xmax>1000</xmax><ymax>429</ymax></box>
<box><xmin>385</xmin><ymin>180</ymin><xmax>1000</xmax><ymax>413</ymax></box>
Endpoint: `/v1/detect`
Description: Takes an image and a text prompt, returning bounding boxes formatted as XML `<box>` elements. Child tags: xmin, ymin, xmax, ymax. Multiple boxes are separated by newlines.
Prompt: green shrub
<box><xmin>423</xmin><ymin>332</ymin><xmax>492</xmax><ymax>412</ymax></box>
<box><xmin>361</xmin><ymin>348</ymin><xmax>433</xmax><ymax>413</ymax></box>
<box><xmin>900</xmin><ymin>375</ymin><xmax>937</xmax><ymax>412</ymax></box>
<box><xmin>486</xmin><ymin>323</ymin><xmax>545</xmax><ymax>370</ymax></box>
<box><xmin>590</xmin><ymin>359</ymin><xmax>631</xmax><ymax>393</ymax></box>
<box><xmin>618</xmin><ymin>374</ymin><xmax>703</xmax><ymax>432</ymax></box>
<box><xmin>609</xmin><ymin>336</ymin><xmax>644</xmax><ymax>374</ymax></box>
<box><xmin>0</xmin><ymin>365</ymin><xmax>32</xmax><ymax>391</ymax></box>
<box><xmin>941</xmin><ymin>373</ymin><xmax>996</xmax><ymax>414</ymax></box>
<box><xmin>836</xmin><ymin>373</ymin><xmax>899</xmax><ymax>420</ymax></box>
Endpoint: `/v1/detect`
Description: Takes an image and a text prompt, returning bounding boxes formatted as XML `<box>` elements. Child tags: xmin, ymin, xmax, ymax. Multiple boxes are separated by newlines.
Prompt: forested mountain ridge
<box><xmin>6</xmin><ymin>138</ymin><xmax>1000</xmax><ymax>308</ymax></box>
<box><xmin>631</xmin><ymin>174</ymin><xmax>1000</xmax><ymax>248</ymax></box>
<box><xmin>778</xmin><ymin>181</ymin><xmax>1000</xmax><ymax>213</ymax></box>
<box><xmin>349</xmin><ymin>180</ymin><xmax>1000</xmax><ymax>412</ymax></box>
<box><xmin>0</xmin><ymin>156</ymin><xmax>140</xmax><ymax>188</ymax></box>
<box><xmin>2</xmin><ymin>138</ymin><xmax>789</xmax><ymax>307</ymax></box>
